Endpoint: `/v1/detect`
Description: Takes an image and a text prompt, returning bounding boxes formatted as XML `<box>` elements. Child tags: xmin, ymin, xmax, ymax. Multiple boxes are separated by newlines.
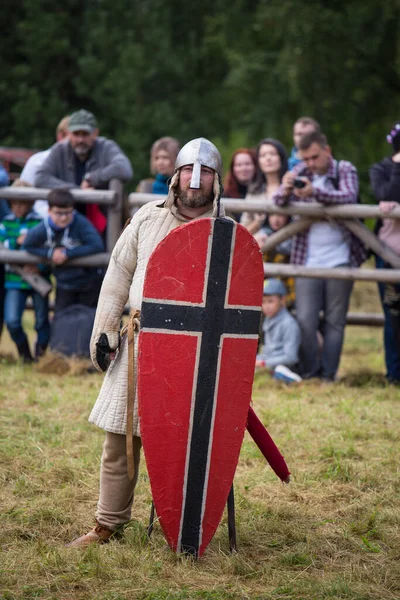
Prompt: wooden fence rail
<box><xmin>1</xmin><ymin>180</ymin><xmax>124</xmax><ymax>251</ymax></box>
<box><xmin>1</xmin><ymin>248</ymin><xmax>398</xmax><ymax>282</ymax></box>
<box><xmin>0</xmin><ymin>249</ymin><xmax>110</xmax><ymax>268</ymax></box>
<box><xmin>128</xmin><ymin>193</ymin><xmax>400</xmax><ymax>280</ymax></box>
<box><xmin>1</xmin><ymin>186</ymin><xmax>116</xmax><ymax>204</ymax></box>
<box><xmin>1</xmin><ymin>192</ymin><xmax>398</xmax><ymax>326</ymax></box>
<box><xmin>128</xmin><ymin>193</ymin><xmax>400</xmax><ymax>220</ymax></box>
<box><xmin>263</xmin><ymin>262</ymin><xmax>400</xmax><ymax>283</ymax></box>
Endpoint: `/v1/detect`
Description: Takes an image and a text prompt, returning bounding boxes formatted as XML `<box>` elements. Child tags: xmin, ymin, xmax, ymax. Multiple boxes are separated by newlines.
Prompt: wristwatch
<box><xmin>84</xmin><ymin>173</ymin><xmax>92</xmax><ymax>184</ymax></box>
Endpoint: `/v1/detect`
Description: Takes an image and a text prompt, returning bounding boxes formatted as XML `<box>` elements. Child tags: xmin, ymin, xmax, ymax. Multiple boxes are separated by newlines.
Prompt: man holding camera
<box><xmin>273</xmin><ymin>131</ymin><xmax>366</xmax><ymax>381</ymax></box>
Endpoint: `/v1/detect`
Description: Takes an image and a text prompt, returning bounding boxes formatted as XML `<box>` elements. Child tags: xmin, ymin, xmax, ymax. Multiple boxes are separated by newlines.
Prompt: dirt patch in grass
<box><xmin>36</xmin><ymin>353</ymin><xmax>93</xmax><ymax>376</ymax></box>
<box><xmin>0</xmin><ymin>351</ymin><xmax>17</xmax><ymax>365</ymax></box>
<box><xmin>340</xmin><ymin>370</ymin><xmax>389</xmax><ymax>387</ymax></box>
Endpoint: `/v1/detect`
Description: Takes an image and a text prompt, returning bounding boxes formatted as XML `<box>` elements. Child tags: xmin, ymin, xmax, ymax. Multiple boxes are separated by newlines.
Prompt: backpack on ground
<box><xmin>50</xmin><ymin>304</ymin><xmax>96</xmax><ymax>357</ymax></box>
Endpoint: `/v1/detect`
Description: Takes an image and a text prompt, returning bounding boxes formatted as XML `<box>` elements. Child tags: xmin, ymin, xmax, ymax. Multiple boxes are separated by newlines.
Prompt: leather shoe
<box><xmin>66</xmin><ymin>522</ymin><xmax>114</xmax><ymax>547</ymax></box>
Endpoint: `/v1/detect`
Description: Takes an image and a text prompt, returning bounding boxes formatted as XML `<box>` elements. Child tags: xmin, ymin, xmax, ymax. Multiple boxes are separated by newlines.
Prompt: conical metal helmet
<box><xmin>174</xmin><ymin>137</ymin><xmax>222</xmax><ymax>189</ymax></box>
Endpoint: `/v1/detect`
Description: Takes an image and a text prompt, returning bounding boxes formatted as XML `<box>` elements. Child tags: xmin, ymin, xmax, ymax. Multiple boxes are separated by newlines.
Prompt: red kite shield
<box><xmin>138</xmin><ymin>217</ymin><xmax>263</xmax><ymax>557</ymax></box>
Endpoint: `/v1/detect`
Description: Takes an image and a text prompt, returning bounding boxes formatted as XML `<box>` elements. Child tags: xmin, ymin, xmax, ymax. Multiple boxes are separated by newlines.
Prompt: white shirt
<box><xmin>306</xmin><ymin>172</ymin><xmax>350</xmax><ymax>267</ymax></box>
<box><xmin>20</xmin><ymin>149</ymin><xmax>51</xmax><ymax>218</ymax></box>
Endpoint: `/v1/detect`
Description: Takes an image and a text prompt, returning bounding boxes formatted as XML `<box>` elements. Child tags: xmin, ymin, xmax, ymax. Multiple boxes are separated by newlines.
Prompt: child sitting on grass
<box><xmin>256</xmin><ymin>278</ymin><xmax>302</xmax><ymax>383</ymax></box>
<box><xmin>0</xmin><ymin>180</ymin><xmax>50</xmax><ymax>362</ymax></box>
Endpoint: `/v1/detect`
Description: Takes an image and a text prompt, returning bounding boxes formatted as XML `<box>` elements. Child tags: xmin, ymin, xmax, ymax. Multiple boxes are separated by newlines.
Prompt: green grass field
<box><xmin>1</xmin><ymin>281</ymin><xmax>399</xmax><ymax>600</ymax></box>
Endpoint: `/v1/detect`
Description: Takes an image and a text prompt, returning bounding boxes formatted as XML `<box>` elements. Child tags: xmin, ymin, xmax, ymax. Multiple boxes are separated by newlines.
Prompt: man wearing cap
<box><xmin>35</xmin><ymin>109</ymin><xmax>133</xmax><ymax>234</ymax></box>
<box><xmin>68</xmin><ymin>138</ymin><xmax>225</xmax><ymax>547</ymax></box>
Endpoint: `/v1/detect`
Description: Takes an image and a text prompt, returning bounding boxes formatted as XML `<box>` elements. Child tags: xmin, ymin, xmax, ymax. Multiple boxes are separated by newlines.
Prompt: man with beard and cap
<box><xmin>68</xmin><ymin>138</ymin><xmax>225</xmax><ymax>547</ymax></box>
<box><xmin>35</xmin><ymin>110</ymin><xmax>133</xmax><ymax>235</ymax></box>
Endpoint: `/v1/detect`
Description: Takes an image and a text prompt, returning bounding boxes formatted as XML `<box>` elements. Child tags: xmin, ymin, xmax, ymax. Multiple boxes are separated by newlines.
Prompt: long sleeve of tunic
<box><xmin>88</xmin><ymin>198</ymin><xmax>220</xmax><ymax>436</ymax></box>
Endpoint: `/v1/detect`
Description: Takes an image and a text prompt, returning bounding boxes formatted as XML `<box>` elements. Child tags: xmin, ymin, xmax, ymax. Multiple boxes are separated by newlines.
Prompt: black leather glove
<box><xmin>96</xmin><ymin>333</ymin><xmax>119</xmax><ymax>372</ymax></box>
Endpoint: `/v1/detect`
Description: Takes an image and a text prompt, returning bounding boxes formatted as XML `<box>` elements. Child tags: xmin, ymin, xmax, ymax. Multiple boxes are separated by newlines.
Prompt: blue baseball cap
<box><xmin>263</xmin><ymin>278</ymin><xmax>287</xmax><ymax>296</ymax></box>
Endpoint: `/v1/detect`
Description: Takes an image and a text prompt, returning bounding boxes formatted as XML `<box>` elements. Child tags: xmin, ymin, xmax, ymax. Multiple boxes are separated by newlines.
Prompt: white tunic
<box><xmin>89</xmin><ymin>195</ymin><xmax>221</xmax><ymax>436</ymax></box>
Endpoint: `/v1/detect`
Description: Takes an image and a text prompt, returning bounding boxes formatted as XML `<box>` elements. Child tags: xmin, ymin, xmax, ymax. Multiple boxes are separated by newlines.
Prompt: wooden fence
<box><xmin>0</xmin><ymin>179</ymin><xmax>124</xmax><ymax>252</ymax></box>
<box><xmin>128</xmin><ymin>193</ymin><xmax>400</xmax><ymax>283</ymax></box>
<box><xmin>0</xmin><ymin>190</ymin><xmax>398</xmax><ymax>326</ymax></box>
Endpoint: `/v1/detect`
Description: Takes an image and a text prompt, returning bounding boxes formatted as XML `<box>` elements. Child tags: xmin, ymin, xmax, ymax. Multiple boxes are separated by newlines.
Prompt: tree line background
<box><xmin>1</xmin><ymin>0</ymin><xmax>400</xmax><ymax>199</ymax></box>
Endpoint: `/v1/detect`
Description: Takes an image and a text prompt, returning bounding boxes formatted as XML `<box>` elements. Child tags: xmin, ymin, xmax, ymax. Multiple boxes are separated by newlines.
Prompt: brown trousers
<box><xmin>95</xmin><ymin>432</ymin><xmax>142</xmax><ymax>531</ymax></box>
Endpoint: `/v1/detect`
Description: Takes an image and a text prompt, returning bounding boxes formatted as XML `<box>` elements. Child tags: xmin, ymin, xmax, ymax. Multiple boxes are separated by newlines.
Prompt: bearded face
<box><xmin>68</xmin><ymin>130</ymin><xmax>97</xmax><ymax>160</ymax></box>
<box><xmin>177</xmin><ymin>165</ymin><xmax>215</xmax><ymax>208</ymax></box>
<box><xmin>178</xmin><ymin>187</ymin><xmax>214</xmax><ymax>208</ymax></box>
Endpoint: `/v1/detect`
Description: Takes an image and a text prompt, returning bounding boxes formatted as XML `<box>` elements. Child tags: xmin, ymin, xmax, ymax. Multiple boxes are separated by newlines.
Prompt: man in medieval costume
<box><xmin>69</xmin><ymin>138</ymin><xmax>225</xmax><ymax>546</ymax></box>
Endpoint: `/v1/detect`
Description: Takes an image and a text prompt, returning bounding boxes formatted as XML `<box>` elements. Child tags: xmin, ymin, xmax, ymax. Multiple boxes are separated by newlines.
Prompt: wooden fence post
<box><xmin>107</xmin><ymin>179</ymin><xmax>124</xmax><ymax>251</ymax></box>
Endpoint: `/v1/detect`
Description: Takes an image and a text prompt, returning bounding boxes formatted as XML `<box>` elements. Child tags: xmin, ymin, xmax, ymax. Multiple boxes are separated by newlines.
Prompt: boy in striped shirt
<box><xmin>0</xmin><ymin>183</ymin><xmax>50</xmax><ymax>362</ymax></box>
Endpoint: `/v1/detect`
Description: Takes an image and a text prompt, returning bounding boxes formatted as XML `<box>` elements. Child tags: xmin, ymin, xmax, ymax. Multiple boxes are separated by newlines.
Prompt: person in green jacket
<box><xmin>0</xmin><ymin>181</ymin><xmax>50</xmax><ymax>362</ymax></box>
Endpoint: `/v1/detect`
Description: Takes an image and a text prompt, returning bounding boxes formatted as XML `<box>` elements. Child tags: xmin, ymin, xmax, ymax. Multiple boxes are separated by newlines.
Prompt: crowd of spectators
<box><xmin>223</xmin><ymin>117</ymin><xmax>400</xmax><ymax>384</ymax></box>
<box><xmin>0</xmin><ymin>109</ymin><xmax>131</xmax><ymax>361</ymax></box>
<box><xmin>0</xmin><ymin>112</ymin><xmax>399</xmax><ymax>384</ymax></box>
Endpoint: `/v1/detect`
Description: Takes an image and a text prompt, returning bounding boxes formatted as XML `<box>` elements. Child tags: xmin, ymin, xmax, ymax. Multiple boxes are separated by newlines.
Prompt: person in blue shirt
<box><xmin>24</xmin><ymin>189</ymin><xmax>105</xmax><ymax>314</ymax></box>
<box><xmin>256</xmin><ymin>279</ymin><xmax>302</xmax><ymax>383</ymax></box>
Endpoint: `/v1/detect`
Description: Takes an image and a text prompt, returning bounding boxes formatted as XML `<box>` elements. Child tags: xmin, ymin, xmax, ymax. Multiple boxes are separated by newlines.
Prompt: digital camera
<box><xmin>293</xmin><ymin>178</ymin><xmax>307</xmax><ymax>189</ymax></box>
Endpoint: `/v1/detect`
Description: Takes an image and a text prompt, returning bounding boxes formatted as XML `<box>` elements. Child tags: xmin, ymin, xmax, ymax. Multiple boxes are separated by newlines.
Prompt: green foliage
<box><xmin>2</xmin><ymin>1</ymin><xmax>400</xmax><ymax>194</ymax></box>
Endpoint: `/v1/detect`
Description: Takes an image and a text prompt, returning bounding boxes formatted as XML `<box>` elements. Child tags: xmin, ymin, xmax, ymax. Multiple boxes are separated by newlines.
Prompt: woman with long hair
<box><xmin>223</xmin><ymin>148</ymin><xmax>257</xmax><ymax>222</ymax></box>
<box><xmin>223</xmin><ymin>148</ymin><xmax>257</xmax><ymax>198</ymax></box>
<box><xmin>241</xmin><ymin>138</ymin><xmax>288</xmax><ymax>235</ymax></box>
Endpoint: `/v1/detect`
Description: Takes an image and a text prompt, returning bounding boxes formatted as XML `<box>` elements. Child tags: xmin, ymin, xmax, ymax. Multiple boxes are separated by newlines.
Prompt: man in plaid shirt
<box><xmin>273</xmin><ymin>131</ymin><xmax>367</xmax><ymax>381</ymax></box>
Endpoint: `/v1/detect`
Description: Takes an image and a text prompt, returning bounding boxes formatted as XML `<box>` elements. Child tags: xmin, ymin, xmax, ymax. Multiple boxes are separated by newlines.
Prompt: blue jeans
<box><xmin>376</xmin><ymin>256</ymin><xmax>400</xmax><ymax>382</ymax></box>
<box><xmin>295</xmin><ymin>274</ymin><xmax>353</xmax><ymax>379</ymax></box>
<box><xmin>4</xmin><ymin>288</ymin><xmax>50</xmax><ymax>348</ymax></box>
